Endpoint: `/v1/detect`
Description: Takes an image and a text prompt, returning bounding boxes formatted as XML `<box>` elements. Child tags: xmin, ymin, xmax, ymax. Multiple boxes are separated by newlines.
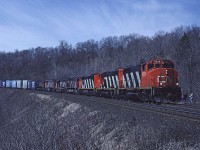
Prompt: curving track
<box><xmin>65</xmin><ymin>93</ymin><xmax>200</xmax><ymax>123</ymax></box>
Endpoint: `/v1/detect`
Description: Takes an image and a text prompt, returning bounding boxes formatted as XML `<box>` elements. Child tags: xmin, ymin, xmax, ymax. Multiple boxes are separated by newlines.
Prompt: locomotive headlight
<box><xmin>160</xmin><ymin>83</ymin><xmax>163</xmax><ymax>85</ymax></box>
<box><xmin>165</xmin><ymin>70</ymin><xmax>168</xmax><ymax>74</ymax></box>
<box><xmin>176</xmin><ymin>83</ymin><xmax>179</xmax><ymax>86</ymax></box>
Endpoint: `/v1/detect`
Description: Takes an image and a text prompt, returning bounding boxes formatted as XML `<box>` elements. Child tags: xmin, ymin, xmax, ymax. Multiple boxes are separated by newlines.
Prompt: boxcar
<box><xmin>16</xmin><ymin>80</ymin><xmax>22</xmax><ymax>89</ymax></box>
<box><xmin>6</xmin><ymin>80</ymin><xmax>12</xmax><ymax>88</ymax></box>
<box><xmin>45</xmin><ymin>80</ymin><xmax>55</xmax><ymax>91</ymax></box>
<box><xmin>22</xmin><ymin>80</ymin><xmax>28</xmax><ymax>89</ymax></box>
<box><xmin>11</xmin><ymin>80</ymin><xmax>17</xmax><ymax>88</ymax></box>
<box><xmin>0</xmin><ymin>80</ymin><xmax>6</xmax><ymax>88</ymax></box>
<box><xmin>36</xmin><ymin>80</ymin><xmax>45</xmax><ymax>90</ymax></box>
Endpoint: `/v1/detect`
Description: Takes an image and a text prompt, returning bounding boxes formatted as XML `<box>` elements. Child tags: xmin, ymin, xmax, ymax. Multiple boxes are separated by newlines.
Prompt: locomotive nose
<box><xmin>157</xmin><ymin>75</ymin><xmax>167</xmax><ymax>87</ymax></box>
<box><xmin>157</xmin><ymin>69</ymin><xmax>175</xmax><ymax>87</ymax></box>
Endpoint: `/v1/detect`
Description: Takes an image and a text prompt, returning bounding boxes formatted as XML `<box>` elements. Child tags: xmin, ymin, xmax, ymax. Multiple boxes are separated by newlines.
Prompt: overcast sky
<box><xmin>0</xmin><ymin>0</ymin><xmax>199</xmax><ymax>52</ymax></box>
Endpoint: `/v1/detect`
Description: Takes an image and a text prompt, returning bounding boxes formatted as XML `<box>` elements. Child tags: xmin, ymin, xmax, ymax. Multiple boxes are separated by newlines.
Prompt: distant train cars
<box><xmin>5</xmin><ymin>80</ymin><xmax>48</xmax><ymax>91</ymax></box>
<box><xmin>0</xmin><ymin>59</ymin><xmax>182</xmax><ymax>102</ymax></box>
<box><xmin>0</xmin><ymin>80</ymin><xmax>36</xmax><ymax>89</ymax></box>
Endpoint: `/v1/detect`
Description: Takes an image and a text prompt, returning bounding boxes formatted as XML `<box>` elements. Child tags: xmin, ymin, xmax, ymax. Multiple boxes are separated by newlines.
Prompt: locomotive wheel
<box><xmin>140</xmin><ymin>93</ymin><xmax>146</xmax><ymax>102</ymax></box>
<box><xmin>139</xmin><ymin>91</ymin><xmax>148</xmax><ymax>102</ymax></box>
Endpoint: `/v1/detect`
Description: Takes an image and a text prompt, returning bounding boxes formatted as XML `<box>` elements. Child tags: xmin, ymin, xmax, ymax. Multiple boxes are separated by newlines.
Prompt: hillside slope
<box><xmin>0</xmin><ymin>89</ymin><xmax>199</xmax><ymax>150</ymax></box>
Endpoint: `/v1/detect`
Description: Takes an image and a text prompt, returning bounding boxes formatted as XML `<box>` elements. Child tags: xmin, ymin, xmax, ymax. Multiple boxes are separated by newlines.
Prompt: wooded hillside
<box><xmin>0</xmin><ymin>26</ymin><xmax>200</xmax><ymax>99</ymax></box>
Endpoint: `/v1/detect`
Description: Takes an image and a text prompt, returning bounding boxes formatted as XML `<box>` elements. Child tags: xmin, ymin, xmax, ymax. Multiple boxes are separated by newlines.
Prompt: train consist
<box><xmin>0</xmin><ymin>59</ymin><xmax>181</xmax><ymax>102</ymax></box>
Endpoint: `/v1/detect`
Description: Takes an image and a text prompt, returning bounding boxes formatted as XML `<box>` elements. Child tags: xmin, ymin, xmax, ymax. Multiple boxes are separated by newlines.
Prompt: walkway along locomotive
<box><xmin>0</xmin><ymin>59</ymin><xmax>181</xmax><ymax>102</ymax></box>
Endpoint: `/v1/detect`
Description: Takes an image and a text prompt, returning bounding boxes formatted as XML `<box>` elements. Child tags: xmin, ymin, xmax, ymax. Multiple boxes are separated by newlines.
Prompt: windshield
<box><xmin>155</xmin><ymin>64</ymin><xmax>162</xmax><ymax>68</ymax></box>
<box><xmin>163</xmin><ymin>63</ymin><xmax>174</xmax><ymax>68</ymax></box>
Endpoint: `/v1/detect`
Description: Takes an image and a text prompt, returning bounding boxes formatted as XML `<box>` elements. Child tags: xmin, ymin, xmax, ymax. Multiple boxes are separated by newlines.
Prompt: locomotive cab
<box><xmin>140</xmin><ymin>59</ymin><xmax>179</xmax><ymax>88</ymax></box>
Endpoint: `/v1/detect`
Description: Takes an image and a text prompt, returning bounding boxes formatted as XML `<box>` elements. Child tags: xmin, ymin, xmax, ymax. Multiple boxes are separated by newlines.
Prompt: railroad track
<box><xmin>26</xmin><ymin>89</ymin><xmax>200</xmax><ymax>123</ymax></box>
<box><xmin>62</xmin><ymin>93</ymin><xmax>200</xmax><ymax>123</ymax></box>
<box><xmin>5</xmin><ymin>89</ymin><xmax>200</xmax><ymax>123</ymax></box>
<box><xmin>134</xmin><ymin>102</ymin><xmax>200</xmax><ymax>122</ymax></box>
<box><xmin>164</xmin><ymin>102</ymin><xmax>200</xmax><ymax>113</ymax></box>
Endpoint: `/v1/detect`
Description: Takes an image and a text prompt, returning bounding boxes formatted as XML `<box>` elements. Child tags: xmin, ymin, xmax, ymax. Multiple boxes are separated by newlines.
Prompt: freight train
<box><xmin>0</xmin><ymin>59</ymin><xmax>181</xmax><ymax>103</ymax></box>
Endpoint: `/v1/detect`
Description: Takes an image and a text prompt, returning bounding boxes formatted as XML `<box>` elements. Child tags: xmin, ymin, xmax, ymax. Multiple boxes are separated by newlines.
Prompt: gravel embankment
<box><xmin>0</xmin><ymin>88</ymin><xmax>200</xmax><ymax>150</ymax></box>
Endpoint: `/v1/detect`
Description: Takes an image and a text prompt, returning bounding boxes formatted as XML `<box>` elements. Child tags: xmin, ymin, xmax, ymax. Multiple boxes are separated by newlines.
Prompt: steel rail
<box><xmin>62</xmin><ymin>94</ymin><xmax>200</xmax><ymax>123</ymax></box>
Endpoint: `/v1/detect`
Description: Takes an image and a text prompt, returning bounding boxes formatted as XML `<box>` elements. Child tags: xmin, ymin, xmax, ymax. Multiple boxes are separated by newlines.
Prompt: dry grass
<box><xmin>0</xmin><ymin>89</ymin><xmax>199</xmax><ymax>150</ymax></box>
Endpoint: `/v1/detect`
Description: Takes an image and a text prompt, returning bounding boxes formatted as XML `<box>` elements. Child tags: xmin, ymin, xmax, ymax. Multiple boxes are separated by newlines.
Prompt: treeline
<box><xmin>0</xmin><ymin>26</ymin><xmax>200</xmax><ymax>99</ymax></box>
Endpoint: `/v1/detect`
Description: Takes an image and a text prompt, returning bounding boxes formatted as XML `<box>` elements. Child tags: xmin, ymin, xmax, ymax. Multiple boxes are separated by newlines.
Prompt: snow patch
<box><xmin>36</xmin><ymin>94</ymin><xmax>51</xmax><ymax>100</ymax></box>
<box><xmin>60</xmin><ymin>103</ymin><xmax>81</xmax><ymax>117</ymax></box>
<box><xmin>55</xmin><ymin>102</ymin><xmax>64</xmax><ymax>107</ymax></box>
<box><xmin>88</xmin><ymin>110</ymin><xmax>98</xmax><ymax>116</ymax></box>
<box><xmin>29</xmin><ymin>93</ymin><xmax>51</xmax><ymax>101</ymax></box>
<box><xmin>91</xmin><ymin>123</ymin><xmax>104</xmax><ymax>138</ymax></box>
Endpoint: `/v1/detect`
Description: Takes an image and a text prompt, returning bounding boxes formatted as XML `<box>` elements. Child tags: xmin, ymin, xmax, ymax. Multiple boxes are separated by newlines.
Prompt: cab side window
<box><xmin>142</xmin><ymin>63</ymin><xmax>146</xmax><ymax>71</ymax></box>
<box><xmin>148</xmin><ymin>64</ymin><xmax>154</xmax><ymax>70</ymax></box>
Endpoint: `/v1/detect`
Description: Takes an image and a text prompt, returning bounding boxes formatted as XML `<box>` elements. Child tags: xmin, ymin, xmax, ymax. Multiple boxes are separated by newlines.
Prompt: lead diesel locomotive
<box><xmin>0</xmin><ymin>59</ymin><xmax>181</xmax><ymax>102</ymax></box>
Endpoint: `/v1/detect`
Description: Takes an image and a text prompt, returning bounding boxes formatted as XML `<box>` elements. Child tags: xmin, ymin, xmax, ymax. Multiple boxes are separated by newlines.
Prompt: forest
<box><xmin>0</xmin><ymin>26</ymin><xmax>200</xmax><ymax>100</ymax></box>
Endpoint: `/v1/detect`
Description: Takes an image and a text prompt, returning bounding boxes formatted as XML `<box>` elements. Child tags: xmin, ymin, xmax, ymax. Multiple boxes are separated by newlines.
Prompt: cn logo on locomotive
<box><xmin>142</xmin><ymin>72</ymin><xmax>146</xmax><ymax>76</ymax></box>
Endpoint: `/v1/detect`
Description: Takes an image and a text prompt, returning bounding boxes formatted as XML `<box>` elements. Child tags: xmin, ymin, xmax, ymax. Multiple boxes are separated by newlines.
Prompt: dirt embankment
<box><xmin>0</xmin><ymin>88</ymin><xmax>200</xmax><ymax>150</ymax></box>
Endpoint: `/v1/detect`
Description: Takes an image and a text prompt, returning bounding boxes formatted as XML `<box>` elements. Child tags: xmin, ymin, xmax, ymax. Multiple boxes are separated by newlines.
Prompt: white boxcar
<box><xmin>12</xmin><ymin>80</ymin><xmax>17</xmax><ymax>88</ymax></box>
<box><xmin>6</xmin><ymin>80</ymin><xmax>12</xmax><ymax>88</ymax></box>
<box><xmin>2</xmin><ymin>81</ymin><xmax>6</xmax><ymax>87</ymax></box>
<box><xmin>22</xmin><ymin>80</ymin><xmax>28</xmax><ymax>89</ymax></box>
<box><xmin>16</xmin><ymin>80</ymin><xmax>22</xmax><ymax>88</ymax></box>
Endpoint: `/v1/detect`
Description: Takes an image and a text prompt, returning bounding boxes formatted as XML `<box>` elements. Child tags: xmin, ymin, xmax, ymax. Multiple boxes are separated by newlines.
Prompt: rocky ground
<box><xmin>0</xmin><ymin>88</ymin><xmax>200</xmax><ymax>150</ymax></box>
